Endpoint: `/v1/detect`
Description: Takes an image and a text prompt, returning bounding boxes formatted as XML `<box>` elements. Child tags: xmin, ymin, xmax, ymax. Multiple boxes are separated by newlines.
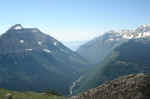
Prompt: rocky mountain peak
<box><xmin>0</xmin><ymin>24</ymin><xmax>57</xmax><ymax>54</ymax></box>
<box><xmin>9</xmin><ymin>24</ymin><xmax>24</xmax><ymax>30</ymax></box>
<box><xmin>6</xmin><ymin>24</ymin><xmax>42</xmax><ymax>35</ymax></box>
<box><xmin>135</xmin><ymin>24</ymin><xmax>150</xmax><ymax>33</ymax></box>
<box><xmin>140</xmin><ymin>24</ymin><xmax>150</xmax><ymax>28</ymax></box>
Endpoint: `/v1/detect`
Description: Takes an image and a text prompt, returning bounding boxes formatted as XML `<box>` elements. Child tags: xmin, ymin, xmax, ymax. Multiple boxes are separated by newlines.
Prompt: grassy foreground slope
<box><xmin>0</xmin><ymin>88</ymin><xmax>67</xmax><ymax>99</ymax></box>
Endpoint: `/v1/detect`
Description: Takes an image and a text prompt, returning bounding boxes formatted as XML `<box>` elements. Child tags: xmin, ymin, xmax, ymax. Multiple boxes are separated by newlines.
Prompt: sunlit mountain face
<box><xmin>77</xmin><ymin>24</ymin><xmax>150</xmax><ymax>64</ymax></box>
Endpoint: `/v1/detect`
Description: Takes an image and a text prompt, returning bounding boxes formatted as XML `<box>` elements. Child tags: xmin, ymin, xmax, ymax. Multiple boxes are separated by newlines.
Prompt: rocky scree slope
<box><xmin>71</xmin><ymin>73</ymin><xmax>150</xmax><ymax>99</ymax></box>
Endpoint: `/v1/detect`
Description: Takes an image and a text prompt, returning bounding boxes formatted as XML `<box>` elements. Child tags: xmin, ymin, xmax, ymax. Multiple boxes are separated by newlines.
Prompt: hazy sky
<box><xmin>0</xmin><ymin>0</ymin><xmax>150</xmax><ymax>41</ymax></box>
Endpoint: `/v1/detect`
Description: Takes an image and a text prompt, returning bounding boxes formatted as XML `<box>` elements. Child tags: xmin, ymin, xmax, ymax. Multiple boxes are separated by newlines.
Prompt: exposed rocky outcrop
<box><xmin>71</xmin><ymin>73</ymin><xmax>150</xmax><ymax>99</ymax></box>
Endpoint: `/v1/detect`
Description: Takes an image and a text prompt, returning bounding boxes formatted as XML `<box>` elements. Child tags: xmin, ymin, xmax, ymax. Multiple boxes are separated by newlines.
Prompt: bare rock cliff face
<box><xmin>71</xmin><ymin>73</ymin><xmax>150</xmax><ymax>99</ymax></box>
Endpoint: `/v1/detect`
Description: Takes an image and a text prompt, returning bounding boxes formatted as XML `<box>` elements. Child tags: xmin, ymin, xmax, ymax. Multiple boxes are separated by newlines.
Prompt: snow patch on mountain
<box><xmin>104</xmin><ymin>25</ymin><xmax>150</xmax><ymax>41</ymax></box>
<box><xmin>38</xmin><ymin>41</ymin><xmax>42</xmax><ymax>45</ymax></box>
<box><xmin>54</xmin><ymin>42</ymin><xmax>57</xmax><ymax>46</ymax></box>
<box><xmin>43</xmin><ymin>49</ymin><xmax>52</xmax><ymax>53</ymax></box>
<box><xmin>11</xmin><ymin>24</ymin><xmax>23</xmax><ymax>30</ymax></box>
<box><xmin>122</xmin><ymin>34</ymin><xmax>133</xmax><ymax>39</ymax></box>
<box><xmin>20</xmin><ymin>40</ymin><xmax>24</xmax><ymax>44</ymax></box>
<box><xmin>141</xmin><ymin>24</ymin><xmax>149</xmax><ymax>28</ymax></box>
<box><xmin>25</xmin><ymin>49</ymin><xmax>32</xmax><ymax>51</ymax></box>
<box><xmin>143</xmin><ymin>32</ymin><xmax>150</xmax><ymax>37</ymax></box>
<box><xmin>14</xmin><ymin>26</ymin><xmax>23</xmax><ymax>30</ymax></box>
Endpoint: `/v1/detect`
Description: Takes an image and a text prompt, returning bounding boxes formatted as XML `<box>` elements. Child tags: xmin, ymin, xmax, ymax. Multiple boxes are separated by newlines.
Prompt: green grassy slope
<box><xmin>0</xmin><ymin>88</ymin><xmax>67</xmax><ymax>99</ymax></box>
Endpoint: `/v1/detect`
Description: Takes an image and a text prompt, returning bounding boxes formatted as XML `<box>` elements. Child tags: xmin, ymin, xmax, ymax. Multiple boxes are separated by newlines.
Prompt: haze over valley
<box><xmin>1</xmin><ymin>0</ymin><xmax>150</xmax><ymax>99</ymax></box>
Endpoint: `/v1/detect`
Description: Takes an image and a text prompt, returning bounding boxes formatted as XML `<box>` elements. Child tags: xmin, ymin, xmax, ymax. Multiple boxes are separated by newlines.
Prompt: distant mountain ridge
<box><xmin>77</xmin><ymin>24</ymin><xmax>150</xmax><ymax>63</ymax></box>
<box><xmin>62</xmin><ymin>41</ymin><xmax>87</xmax><ymax>51</ymax></box>
<box><xmin>0</xmin><ymin>24</ymin><xmax>88</xmax><ymax>95</ymax></box>
<box><xmin>74</xmin><ymin>38</ymin><xmax>150</xmax><ymax>94</ymax></box>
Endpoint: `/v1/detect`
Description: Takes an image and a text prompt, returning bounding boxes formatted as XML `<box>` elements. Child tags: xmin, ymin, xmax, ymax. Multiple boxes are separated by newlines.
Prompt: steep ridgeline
<box><xmin>77</xmin><ymin>24</ymin><xmax>150</xmax><ymax>64</ymax></box>
<box><xmin>73</xmin><ymin>38</ymin><xmax>150</xmax><ymax>94</ymax></box>
<box><xmin>0</xmin><ymin>24</ymin><xmax>88</xmax><ymax>95</ymax></box>
<box><xmin>71</xmin><ymin>74</ymin><xmax>150</xmax><ymax>99</ymax></box>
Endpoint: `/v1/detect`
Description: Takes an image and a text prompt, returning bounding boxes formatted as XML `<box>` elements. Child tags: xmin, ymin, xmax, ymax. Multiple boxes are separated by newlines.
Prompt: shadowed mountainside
<box><xmin>0</xmin><ymin>24</ymin><xmax>89</xmax><ymax>95</ymax></box>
